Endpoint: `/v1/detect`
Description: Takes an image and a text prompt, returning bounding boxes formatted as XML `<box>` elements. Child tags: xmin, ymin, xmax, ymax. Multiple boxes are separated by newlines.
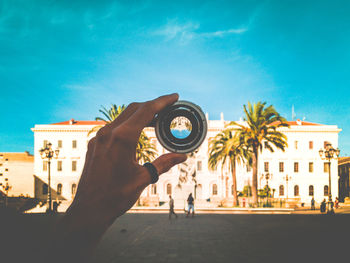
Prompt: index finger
<box><xmin>125</xmin><ymin>93</ymin><xmax>179</xmax><ymax>132</ymax></box>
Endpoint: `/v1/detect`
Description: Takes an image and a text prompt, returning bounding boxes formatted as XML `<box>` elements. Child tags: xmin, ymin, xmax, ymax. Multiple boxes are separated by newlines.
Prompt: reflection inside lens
<box><xmin>170</xmin><ymin>116</ymin><xmax>192</xmax><ymax>139</ymax></box>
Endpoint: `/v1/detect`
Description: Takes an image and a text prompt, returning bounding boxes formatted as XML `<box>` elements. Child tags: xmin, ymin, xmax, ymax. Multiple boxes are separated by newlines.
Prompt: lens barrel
<box><xmin>155</xmin><ymin>101</ymin><xmax>207</xmax><ymax>153</ymax></box>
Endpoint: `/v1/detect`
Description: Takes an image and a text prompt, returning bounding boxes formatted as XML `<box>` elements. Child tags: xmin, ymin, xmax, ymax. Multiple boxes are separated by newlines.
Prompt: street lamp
<box><xmin>260</xmin><ymin>173</ymin><xmax>272</xmax><ymax>206</ymax></box>
<box><xmin>39</xmin><ymin>142</ymin><xmax>59</xmax><ymax>213</ymax></box>
<box><xmin>283</xmin><ymin>175</ymin><xmax>292</xmax><ymax>201</ymax></box>
<box><xmin>0</xmin><ymin>178</ymin><xmax>12</xmax><ymax>207</ymax></box>
<box><xmin>319</xmin><ymin>142</ymin><xmax>340</xmax><ymax>214</ymax></box>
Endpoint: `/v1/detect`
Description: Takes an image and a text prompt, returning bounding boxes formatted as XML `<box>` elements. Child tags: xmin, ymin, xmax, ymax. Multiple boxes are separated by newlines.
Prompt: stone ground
<box><xmin>1</xmin><ymin>208</ymin><xmax>350</xmax><ymax>263</ymax></box>
<box><xmin>92</xmin><ymin>212</ymin><xmax>350</xmax><ymax>263</ymax></box>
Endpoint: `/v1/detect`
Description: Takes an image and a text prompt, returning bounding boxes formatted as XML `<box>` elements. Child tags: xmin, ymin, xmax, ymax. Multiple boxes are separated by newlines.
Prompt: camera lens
<box><xmin>155</xmin><ymin>101</ymin><xmax>207</xmax><ymax>153</ymax></box>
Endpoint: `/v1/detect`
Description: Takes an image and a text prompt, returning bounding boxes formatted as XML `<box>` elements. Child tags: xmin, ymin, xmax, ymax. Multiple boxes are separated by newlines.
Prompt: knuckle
<box><xmin>127</xmin><ymin>102</ymin><xmax>140</xmax><ymax>110</ymax></box>
<box><xmin>144</xmin><ymin>101</ymin><xmax>156</xmax><ymax>112</ymax></box>
<box><xmin>112</xmin><ymin>126</ymin><xmax>135</xmax><ymax>143</ymax></box>
<box><xmin>96</xmin><ymin>127</ymin><xmax>109</xmax><ymax>142</ymax></box>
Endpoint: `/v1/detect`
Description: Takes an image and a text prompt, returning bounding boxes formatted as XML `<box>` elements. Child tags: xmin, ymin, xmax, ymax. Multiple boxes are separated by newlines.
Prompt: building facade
<box><xmin>31</xmin><ymin>118</ymin><xmax>341</xmax><ymax>209</ymax></box>
<box><xmin>0</xmin><ymin>152</ymin><xmax>34</xmax><ymax>197</ymax></box>
<box><xmin>338</xmin><ymin>157</ymin><xmax>350</xmax><ymax>202</ymax></box>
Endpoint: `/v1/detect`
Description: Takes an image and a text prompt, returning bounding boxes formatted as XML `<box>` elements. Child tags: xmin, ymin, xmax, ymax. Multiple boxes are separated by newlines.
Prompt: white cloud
<box><xmin>153</xmin><ymin>19</ymin><xmax>248</xmax><ymax>44</ymax></box>
<box><xmin>153</xmin><ymin>21</ymin><xmax>199</xmax><ymax>44</ymax></box>
<box><xmin>201</xmin><ymin>27</ymin><xmax>248</xmax><ymax>37</ymax></box>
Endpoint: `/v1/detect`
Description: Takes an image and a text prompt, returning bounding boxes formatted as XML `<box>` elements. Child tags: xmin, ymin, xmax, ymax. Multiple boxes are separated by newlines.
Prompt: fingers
<box><xmin>108</xmin><ymin>102</ymin><xmax>141</xmax><ymax>129</ymax></box>
<box><xmin>152</xmin><ymin>153</ymin><xmax>187</xmax><ymax>175</ymax></box>
<box><xmin>139</xmin><ymin>153</ymin><xmax>187</xmax><ymax>187</ymax></box>
<box><xmin>125</xmin><ymin>93</ymin><xmax>179</xmax><ymax>133</ymax></box>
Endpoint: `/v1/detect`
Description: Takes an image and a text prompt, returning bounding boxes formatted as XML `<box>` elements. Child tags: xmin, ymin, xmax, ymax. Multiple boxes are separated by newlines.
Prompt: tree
<box><xmin>232</xmin><ymin>101</ymin><xmax>289</xmax><ymax>206</ymax></box>
<box><xmin>208</xmin><ymin>129</ymin><xmax>247</xmax><ymax>206</ymax></box>
<box><xmin>89</xmin><ymin>104</ymin><xmax>157</xmax><ymax>163</ymax></box>
<box><xmin>88</xmin><ymin>104</ymin><xmax>126</xmax><ymax>135</ymax></box>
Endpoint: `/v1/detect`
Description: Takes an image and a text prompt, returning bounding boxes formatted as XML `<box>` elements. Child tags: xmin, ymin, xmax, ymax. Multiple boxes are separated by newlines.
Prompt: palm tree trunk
<box><xmin>252</xmin><ymin>149</ymin><xmax>258</xmax><ymax>206</ymax></box>
<box><xmin>231</xmin><ymin>158</ymin><xmax>238</xmax><ymax>207</ymax></box>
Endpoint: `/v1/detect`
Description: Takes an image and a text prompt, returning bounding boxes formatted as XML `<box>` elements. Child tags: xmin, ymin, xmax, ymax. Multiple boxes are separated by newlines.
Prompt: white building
<box><xmin>31</xmin><ymin>117</ymin><xmax>341</xmax><ymax>209</ymax></box>
<box><xmin>0</xmin><ymin>152</ymin><xmax>34</xmax><ymax>198</ymax></box>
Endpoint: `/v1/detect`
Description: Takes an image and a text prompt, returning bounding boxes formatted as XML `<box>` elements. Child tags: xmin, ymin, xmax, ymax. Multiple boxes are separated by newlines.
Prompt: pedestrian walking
<box><xmin>311</xmin><ymin>197</ymin><xmax>315</xmax><ymax>210</ymax></box>
<box><xmin>320</xmin><ymin>199</ymin><xmax>326</xmax><ymax>213</ymax></box>
<box><xmin>186</xmin><ymin>193</ymin><xmax>195</xmax><ymax>218</ymax></box>
<box><xmin>335</xmin><ymin>197</ymin><xmax>339</xmax><ymax>209</ymax></box>
<box><xmin>168</xmin><ymin>195</ymin><xmax>177</xmax><ymax>219</ymax></box>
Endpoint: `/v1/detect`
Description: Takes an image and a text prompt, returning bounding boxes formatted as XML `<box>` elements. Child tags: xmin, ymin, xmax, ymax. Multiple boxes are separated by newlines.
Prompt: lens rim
<box><xmin>155</xmin><ymin>100</ymin><xmax>207</xmax><ymax>153</ymax></box>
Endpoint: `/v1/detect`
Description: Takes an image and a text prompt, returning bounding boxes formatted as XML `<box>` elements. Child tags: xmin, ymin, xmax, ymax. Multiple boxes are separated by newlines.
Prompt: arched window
<box><xmin>231</xmin><ymin>185</ymin><xmax>234</xmax><ymax>195</ymax></box>
<box><xmin>42</xmin><ymin>184</ymin><xmax>48</xmax><ymax>195</ymax></box>
<box><xmin>71</xmin><ymin>184</ymin><xmax>77</xmax><ymax>195</ymax></box>
<box><xmin>324</xmin><ymin>185</ymin><xmax>329</xmax><ymax>196</ymax></box>
<box><xmin>294</xmin><ymin>185</ymin><xmax>299</xmax><ymax>196</ymax></box>
<box><xmin>151</xmin><ymin>184</ymin><xmax>157</xmax><ymax>195</ymax></box>
<box><xmin>166</xmin><ymin>183</ymin><xmax>172</xmax><ymax>195</ymax></box>
<box><xmin>279</xmin><ymin>185</ymin><xmax>284</xmax><ymax>196</ymax></box>
<box><xmin>309</xmin><ymin>185</ymin><xmax>314</xmax><ymax>196</ymax></box>
<box><xmin>57</xmin><ymin>184</ymin><xmax>62</xmax><ymax>195</ymax></box>
<box><xmin>212</xmin><ymin>184</ymin><xmax>218</xmax><ymax>195</ymax></box>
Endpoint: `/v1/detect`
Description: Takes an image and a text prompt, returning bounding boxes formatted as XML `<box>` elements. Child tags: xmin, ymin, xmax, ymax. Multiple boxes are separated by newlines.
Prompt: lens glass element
<box><xmin>170</xmin><ymin>116</ymin><xmax>192</xmax><ymax>139</ymax></box>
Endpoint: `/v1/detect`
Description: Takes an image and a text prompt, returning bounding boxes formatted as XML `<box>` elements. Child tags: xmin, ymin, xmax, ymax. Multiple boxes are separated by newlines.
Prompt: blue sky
<box><xmin>1</xmin><ymin>0</ymin><xmax>349</xmax><ymax>155</ymax></box>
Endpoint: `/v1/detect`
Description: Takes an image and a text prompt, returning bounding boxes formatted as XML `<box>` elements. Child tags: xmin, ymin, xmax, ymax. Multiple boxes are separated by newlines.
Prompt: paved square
<box><xmin>92</xmin><ymin>213</ymin><xmax>350</xmax><ymax>263</ymax></box>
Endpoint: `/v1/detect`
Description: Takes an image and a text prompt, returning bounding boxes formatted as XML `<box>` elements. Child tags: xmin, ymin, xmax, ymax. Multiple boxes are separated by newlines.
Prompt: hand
<box><xmin>55</xmin><ymin>94</ymin><xmax>187</xmax><ymax>261</ymax></box>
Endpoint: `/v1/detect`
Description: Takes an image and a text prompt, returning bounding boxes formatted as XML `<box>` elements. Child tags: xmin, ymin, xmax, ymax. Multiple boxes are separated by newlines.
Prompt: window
<box><xmin>324</xmin><ymin>185</ymin><xmax>329</xmax><ymax>196</ymax></box>
<box><xmin>264</xmin><ymin>162</ymin><xmax>269</xmax><ymax>172</ymax></box>
<box><xmin>279</xmin><ymin>185</ymin><xmax>284</xmax><ymax>196</ymax></box>
<box><xmin>212</xmin><ymin>184</ymin><xmax>218</xmax><ymax>195</ymax></box>
<box><xmin>72</xmin><ymin>140</ymin><xmax>77</xmax><ymax>149</ymax></box>
<box><xmin>231</xmin><ymin>185</ymin><xmax>234</xmax><ymax>195</ymax></box>
<box><xmin>324</xmin><ymin>162</ymin><xmax>329</xmax><ymax>173</ymax></box>
<box><xmin>166</xmin><ymin>184</ymin><xmax>172</xmax><ymax>195</ymax></box>
<box><xmin>279</xmin><ymin>162</ymin><xmax>284</xmax><ymax>172</ymax></box>
<box><xmin>309</xmin><ymin>162</ymin><xmax>314</xmax><ymax>173</ymax></box>
<box><xmin>0</xmin><ymin>173</ymin><xmax>2</xmax><ymax>176</ymax></box>
<box><xmin>294</xmin><ymin>141</ymin><xmax>298</xmax><ymax>149</ymax></box>
<box><xmin>57</xmin><ymin>184</ymin><xmax>62</xmax><ymax>195</ymax></box>
<box><xmin>72</xmin><ymin>161</ymin><xmax>77</xmax><ymax>172</ymax></box>
<box><xmin>294</xmin><ymin>185</ymin><xmax>299</xmax><ymax>196</ymax></box>
<box><xmin>294</xmin><ymin>162</ymin><xmax>299</xmax><ymax>173</ymax></box>
<box><xmin>246</xmin><ymin>166</ymin><xmax>251</xmax><ymax>172</ymax></box>
<box><xmin>197</xmin><ymin>161</ymin><xmax>202</xmax><ymax>171</ymax></box>
<box><xmin>309</xmin><ymin>185</ymin><xmax>314</xmax><ymax>196</ymax></box>
<box><xmin>71</xmin><ymin>184</ymin><xmax>77</xmax><ymax>195</ymax></box>
<box><xmin>309</xmin><ymin>141</ymin><xmax>313</xmax><ymax>149</ymax></box>
<box><xmin>57</xmin><ymin>161</ymin><xmax>62</xmax><ymax>172</ymax></box>
<box><xmin>58</xmin><ymin>140</ymin><xmax>62</xmax><ymax>148</ymax></box>
<box><xmin>42</xmin><ymin>184</ymin><xmax>48</xmax><ymax>195</ymax></box>
<box><xmin>43</xmin><ymin>140</ymin><xmax>48</xmax><ymax>147</ymax></box>
<box><xmin>151</xmin><ymin>184</ymin><xmax>157</xmax><ymax>195</ymax></box>
<box><xmin>43</xmin><ymin>161</ymin><xmax>48</xmax><ymax>171</ymax></box>
<box><xmin>5</xmin><ymin>168</ymin><xmax>8</xmax><ymax>171</ymax></box>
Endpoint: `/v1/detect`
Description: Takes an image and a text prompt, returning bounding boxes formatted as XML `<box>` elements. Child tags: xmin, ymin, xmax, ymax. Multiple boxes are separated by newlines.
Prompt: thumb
<box><xmin>152</xmin><ymin>153</ymin><xmax>187</xmax><ymax>175</ymax></box>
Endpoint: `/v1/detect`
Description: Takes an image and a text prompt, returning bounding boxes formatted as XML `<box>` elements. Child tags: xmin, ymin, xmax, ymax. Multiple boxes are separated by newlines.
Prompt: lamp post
<box><xmin>0</xmin><ymin>178</ymin><xmax>12</xmax><ymax>207</ymax></box>
<box><xmin>319</xmin><ymin>143</ymin><xmax>340</xmax><ymax>214</ymax></box>
<box><xmin>283</xmin><ymin>175</ymin><xmax>292</xmax><ymax>202</ymax></box>
<box><xmin>261</xmin><ymin>173</ymin><xmax>272</xmax><ymax>205</ymax></box>
<box><xmin>39</xmin><ymin>142</ymin><xmax>59</xmax><ymax>213</ymax></box>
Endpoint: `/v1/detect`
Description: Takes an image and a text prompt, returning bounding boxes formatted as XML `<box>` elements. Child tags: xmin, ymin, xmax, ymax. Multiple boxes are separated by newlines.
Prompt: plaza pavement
<box><xmin>92</xmin><ymin>212</ymin><xmax>350</xmax><ymax>263</ymax></box>
<box><xmin>2</xmin><ymin>207</ymin><xmax>350</xmax><ymax>263</ymax></box>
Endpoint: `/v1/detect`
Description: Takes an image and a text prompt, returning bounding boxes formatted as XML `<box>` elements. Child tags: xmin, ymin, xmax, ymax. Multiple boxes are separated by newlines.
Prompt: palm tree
<box><xmin>136</xmin><ymin>131</ymin><xmax>157</xmax><ymax>164</ymax></box>
<box><xmin>89</xmin><ymin>104</ymin><xmax>157</xmax><ymax>163</ymax></box>
<box><xmin>88</xmin><ymin>104</ymin><xmax>126</xmax><ymax>135</ymax></box>
<box><xmin>208</xmin><ymin>129</ymin><xmax>247</xmax><ymax>206</ymax></box>
<box><xmin>232</xmin><ymin>102</ymin><xmax>289</xmax><ymax>206</ymax></box>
